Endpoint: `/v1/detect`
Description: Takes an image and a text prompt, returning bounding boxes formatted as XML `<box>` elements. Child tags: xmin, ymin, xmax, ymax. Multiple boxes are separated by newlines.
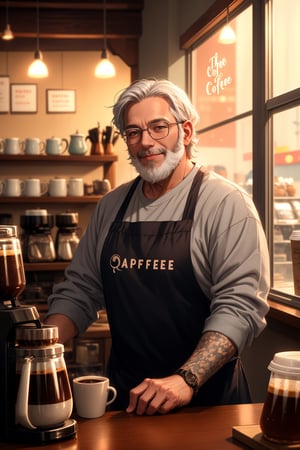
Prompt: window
<box><xmin>191</xmin><ymin>6</ymin><xmax>252</xmax><ymax>192</ymax></box>
<box><xmin>182</xmin><ymin>0</ymin><xmax>300</xmax><ymax>309</ymax></box>
<box><xmin>267</xmin><ymin>0</ymin><xmax>300</xmax><ymax>305</ymax></box>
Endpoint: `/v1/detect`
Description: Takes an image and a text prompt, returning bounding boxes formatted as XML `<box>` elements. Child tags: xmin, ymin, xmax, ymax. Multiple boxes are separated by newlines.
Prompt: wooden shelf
<box><xmin>24</xmin><ymin>262</ymin><xmax>68</xmax><ymax>272</ymax></box>
<box><xmin>0</xmin><ymin>154</ymin><xmax>118</xmax><ymax>164</ymax></box>
<box><xmin>0</xmin><ymin>195</ymin><xmax>102</xmax><ymax>204</ymax></box>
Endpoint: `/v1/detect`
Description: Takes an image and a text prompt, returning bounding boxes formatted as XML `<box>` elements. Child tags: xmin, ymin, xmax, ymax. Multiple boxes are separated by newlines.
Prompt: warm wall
<box><xmin>0</xmin><ymin>50</ymin><xmax>136</xmax><ymax>228</ymax></box>
<box><xmin>0</xmin><ymin>50</ymin><xmax>136</xmax><ymax>186</ymax></box>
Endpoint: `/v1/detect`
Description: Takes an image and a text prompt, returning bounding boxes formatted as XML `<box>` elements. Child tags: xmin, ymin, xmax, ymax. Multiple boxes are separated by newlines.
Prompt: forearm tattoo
<box><xmin>182</xmin><ymin>331</ymin><xmax>237</xmax><ymax>387</ymax></box>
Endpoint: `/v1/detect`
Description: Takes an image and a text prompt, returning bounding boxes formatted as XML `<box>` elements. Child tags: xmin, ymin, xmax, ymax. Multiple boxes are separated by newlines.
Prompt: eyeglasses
<box><xmin>123</xmin><ymin>120</ymin><xmax>184</xmax><ymax>145</ymax></box>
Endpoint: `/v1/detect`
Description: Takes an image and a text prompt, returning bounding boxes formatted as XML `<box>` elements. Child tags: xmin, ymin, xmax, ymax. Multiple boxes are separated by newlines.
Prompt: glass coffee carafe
<box><xmin>15</xmin><ymin>325</ymin><xmax>73</xmax><ymax>430</ymax></box>
<box><xmin>0</xmin><ymin>225</ymin><xmax>26</xmax><ymax>305</ymax></box>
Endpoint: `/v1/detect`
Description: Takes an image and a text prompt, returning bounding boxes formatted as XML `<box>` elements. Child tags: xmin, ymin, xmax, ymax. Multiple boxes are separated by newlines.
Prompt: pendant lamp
<box><xmin>28</xmin><ymin>0</ymin><xmax>48</xmax><ymax>78</ymax></box>
<box><xmin>1</xmin><ymin>0</ymin><xmax>14</xmax><ymax>41</ymax></box>
<box><xmin>218</xmin><ymin>7</ymin><xmax>236</xmax><ymax>45</ymax></box>
<box><xmin>94</xmin><ymin>0</ymin><xmax>116</xmax><ymax>78</ymax></box>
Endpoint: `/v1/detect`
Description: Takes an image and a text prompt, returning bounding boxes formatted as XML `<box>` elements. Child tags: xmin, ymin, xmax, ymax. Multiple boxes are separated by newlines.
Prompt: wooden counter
<box><xmin>0</xmin><ymin>403</ymin><xmax>263</xmax><ymax>450</ymax></box>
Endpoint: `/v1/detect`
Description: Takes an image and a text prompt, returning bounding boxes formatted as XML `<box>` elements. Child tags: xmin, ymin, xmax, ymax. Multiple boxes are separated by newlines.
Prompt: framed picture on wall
<box><xmin>10</xmin><ymin>83</ymin><xmax>37</xmax><ymax>113</ymax></box>
<box><xmin>46</xmin><ymin>89</ymin><xmax>76</xmax><ymax>113</ymax></box>
<box><xmin>0</xmin><ymin>76</ymin><xmax>10</xmax><ymax>113</ymax></box>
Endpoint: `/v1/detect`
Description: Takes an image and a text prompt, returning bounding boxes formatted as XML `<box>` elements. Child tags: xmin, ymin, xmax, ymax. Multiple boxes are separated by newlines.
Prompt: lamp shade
<box><xmin>28</xmin><ymin>50</ymin><xmax>48</xmax><ymax>78</ymax></box>
<box><xmin>94</xmin><ymin>49</ymin><xmax>116</xmax><ymax>78</ymax></box>
<box><xmin>2</xmin><ymin>23</ymin><xmax>14</xmax><ymax>40</ymax></box>
<box><xmin>218</xmin><ymin>24</ymin><xmax>236</xmax><ymax>44</ymax></box>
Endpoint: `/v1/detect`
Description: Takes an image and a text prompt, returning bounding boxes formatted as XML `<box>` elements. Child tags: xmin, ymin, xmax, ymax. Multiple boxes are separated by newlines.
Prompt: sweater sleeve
<box><xmin>191</xmin><ymin>181</ymin><xmax>270</xmax><ymax>353</ymax></box>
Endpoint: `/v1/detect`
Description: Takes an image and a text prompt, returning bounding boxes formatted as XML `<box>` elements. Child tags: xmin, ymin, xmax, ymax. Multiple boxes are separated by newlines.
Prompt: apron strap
<box><xmin>114</xmin><ymin>176</ymin><xmax>141</xmax><ymax>222</ymax></box>
<box><xmin>182</xmin><ymin>167</ymin><xmax>206</xmax><ymax>220</ymax></box>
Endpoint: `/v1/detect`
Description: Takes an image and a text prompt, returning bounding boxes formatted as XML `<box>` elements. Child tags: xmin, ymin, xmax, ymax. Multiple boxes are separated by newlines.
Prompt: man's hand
<box><xmin>126</xmin><ymin>375</ymin><xmax>193</xmax><ymax>416</ymax></box>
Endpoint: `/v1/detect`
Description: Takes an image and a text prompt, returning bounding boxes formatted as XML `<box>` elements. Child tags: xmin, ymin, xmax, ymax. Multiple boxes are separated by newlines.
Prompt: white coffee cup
<box><xmin>2</xmin><ymin>137</ymin><xmax>22</xmax><ymax>155</ymax></box>
<box><xmin>49</xmin><ymin>178</ymin><xmax>67</xmax><ymax>197</ymax></box>
<box><xmin>46</xmin><ymin>137</ymin><xmax>68</xmax><ymax>155</ymax></box>
<box><xmin>23</xmin><ymin>178</ymin><xmax>48</xmax><ymax>197</ymax></box>
<box><xmin>24</xmin><ymin>138</ymin><xmax>45</xmax><ymax>155</ymax></box>
<box><xmin>67</xmin><ymin>177</ymin><xmax>84</xmax><ymax>196</ymax></box>
<box><xmin>1</xmin><ymin>178</ymin><xmax>23</xmax><ymax>196</ymax></box>
<box><xmin>72</xmin><ymin>375</ymin><xmax>117</xmax><ymax>418</ymax></box>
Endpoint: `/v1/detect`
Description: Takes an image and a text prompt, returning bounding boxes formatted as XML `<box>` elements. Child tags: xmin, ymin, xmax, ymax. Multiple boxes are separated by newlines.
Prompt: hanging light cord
<box><xmin>5</xmin><ymin>0</ymin><xmax>9</xmax><ymax>24</ymax></box>
<box><xmin>103</xmin><ymin>0</ymin><xmax>107</xmax><ymax>53</ymax></box>
<box><xmin>36</xmin><ymin>0</ymin><xmax>40</xmax><ymax>52</ymax></box>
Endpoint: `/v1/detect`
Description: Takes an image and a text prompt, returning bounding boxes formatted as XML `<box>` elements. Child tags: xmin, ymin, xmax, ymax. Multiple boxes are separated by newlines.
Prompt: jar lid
<box><xmin>0</xmin><ymin>225</ymin><xmax>17</xmax><ymax>238</ymax></box>
<box><xmin>268</xmin><ymin>351</ymin><xmax>300</xmax><ymax>376</ymax></box>
<box><xmin>16</xmin><ymin>343</ymin><xmax>64</xmax><ymax>357</ymax></box>
<box><xmin>56</xmin><ymin>212</ymin><xmax>78</xmax><ymax>228</ymax></box>
<box><xmin>25</xmin><ymin>209</ymin><xmax>48</xmax><ymax>216</ymax></box>
<box><xmin>16</xmin><ymin>324</ymin><xmax>59</xmax><ymax>347</ymax></box>
<box><xmin>20</xmin><ymin>213</ymin><xmax>55</xmax><ymax>230</ymax></box>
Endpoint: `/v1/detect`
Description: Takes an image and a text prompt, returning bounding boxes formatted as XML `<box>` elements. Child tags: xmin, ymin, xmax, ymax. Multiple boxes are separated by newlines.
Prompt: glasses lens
<box><xmin>124</xmin><ymin>121</ymin><xmax>176</xmax><ymax>144</ymax></box>
<box><xmin>124</xmin><ymin>128</ymin><xmax>141</xmax><ymax>144</ymax></box>
<box><xmin>148</xmin><ymin>121</ymin><xmax>169</xmax><ymax>140</ymax></box>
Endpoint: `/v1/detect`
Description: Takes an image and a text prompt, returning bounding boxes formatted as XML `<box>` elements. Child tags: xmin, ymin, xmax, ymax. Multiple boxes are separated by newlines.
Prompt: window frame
<box><xmin>180</xmin><ymin>0</ymin><xmax>300</xmax><ymax>313</ymax></box>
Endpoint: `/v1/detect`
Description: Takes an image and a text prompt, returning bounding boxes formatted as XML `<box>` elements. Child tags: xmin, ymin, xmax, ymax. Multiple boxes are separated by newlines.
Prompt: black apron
<box><xmin>100</xmin><ymin>169</ymin><xmax>251</xmax><ymax>410</ymax></box>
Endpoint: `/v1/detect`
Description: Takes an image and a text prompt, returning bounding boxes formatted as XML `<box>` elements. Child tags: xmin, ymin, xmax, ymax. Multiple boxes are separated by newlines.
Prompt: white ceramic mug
<box><xmin>72</xmin><ymin>375</ymin><xmax>117</xmax><ymax>418</ymax></box>
<box><xmin>1</xmin><ymin>178</ymin><xmax>23</xmax><ymax>197</ymax></box>
<box><xmin>24</xmin><ymin>138</ymin><xmax>45</xmax><ymax>155</ymax></box>
<box><xmin>1</xmin><ymin>137</ymin><xmax>22</xmax><ymax>155</ymax></box>
<box><xmin>49</xmin><ymin>178</ymin><xmax>67</xmax><ymax>197</ymax></box>
<box><xmin>46</xmin><ymin>137</ymin><xmax>68</xmax><ymax>155</ymax></box>
<box><xmin>67</xmin><ymin>177</ymin><xmax>84</xmax><ymax>196</ymax></box>
<box><xmin>23</xmin><ymin>179</ymin><xmax>48</xmax><ymax>197</ymax></box>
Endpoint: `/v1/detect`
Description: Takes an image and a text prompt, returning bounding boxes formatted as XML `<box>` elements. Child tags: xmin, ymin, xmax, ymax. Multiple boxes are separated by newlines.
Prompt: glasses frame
<box><xmin>123</xmin><ymin>120</ymin><xmax>185</xmax><ymax>145</ymax></box>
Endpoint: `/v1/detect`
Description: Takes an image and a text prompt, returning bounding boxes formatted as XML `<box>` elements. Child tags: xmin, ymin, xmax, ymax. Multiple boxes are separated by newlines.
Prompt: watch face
<box><xmin>186</xmin><ymin>371</ymin><xmax>198</xmax><ymax>386</ymax></box>
<box><xmin>176</xmin><ymin>369</ymin><xmax>198</xmax><ymax>391</ymax></box>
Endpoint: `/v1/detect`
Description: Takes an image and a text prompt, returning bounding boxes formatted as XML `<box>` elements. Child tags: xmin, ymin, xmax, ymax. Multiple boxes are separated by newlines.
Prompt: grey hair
<box><xmin>112</xmin><ymin>78</ymin><xmax>199</xmax><ymax>157</ymax></box>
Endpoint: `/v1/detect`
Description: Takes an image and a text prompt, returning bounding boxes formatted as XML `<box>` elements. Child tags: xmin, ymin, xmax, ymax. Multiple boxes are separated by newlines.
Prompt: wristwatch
<box><xmin>174</xmin><ymin>368</ymin><xmax>199</xmax><ymax>395</ymax></box>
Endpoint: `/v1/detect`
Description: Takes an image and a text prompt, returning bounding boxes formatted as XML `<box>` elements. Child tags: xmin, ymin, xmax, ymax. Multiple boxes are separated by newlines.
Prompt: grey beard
<box><xmin>128</xmin><ymin>134</ymin><xmax>185</xmax><ymax>184</ymax></box>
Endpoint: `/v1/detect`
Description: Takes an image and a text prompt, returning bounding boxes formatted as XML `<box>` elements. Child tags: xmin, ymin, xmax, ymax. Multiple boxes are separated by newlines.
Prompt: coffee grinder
<box><xmin>0</xmin><ymin>225</ymin><xmax>76</xmax><ymax>444</ymax></box>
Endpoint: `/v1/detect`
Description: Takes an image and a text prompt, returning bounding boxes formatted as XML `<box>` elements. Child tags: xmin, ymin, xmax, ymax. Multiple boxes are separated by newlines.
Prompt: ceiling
<box><xmin>0</xmin><ymin>1</ymin><xmax>144</xmax><ymax>77</ymax></box>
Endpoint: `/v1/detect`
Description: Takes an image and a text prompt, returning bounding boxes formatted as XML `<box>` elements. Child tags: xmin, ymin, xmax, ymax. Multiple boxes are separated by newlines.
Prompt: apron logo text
<box><xmin>109</xmin><ymin>254</ymin><xmax>175</xmax><ymax>274</ymax></box>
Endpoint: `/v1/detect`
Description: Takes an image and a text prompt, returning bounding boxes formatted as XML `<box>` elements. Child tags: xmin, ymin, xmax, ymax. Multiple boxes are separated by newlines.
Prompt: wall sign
<box><xmin>10</xmin><ymin>84</ymin><xmax>37</xmax><ymax>113</ymax></box>
<box><xmin>46</xmin><ymin>89</ymin><xmax>76</xmax><ymax>113</ymax></box>
<box><xmin>0</xmin><ymin>76</ymin><xmax>10</xmax><ymax>113</ymax></box>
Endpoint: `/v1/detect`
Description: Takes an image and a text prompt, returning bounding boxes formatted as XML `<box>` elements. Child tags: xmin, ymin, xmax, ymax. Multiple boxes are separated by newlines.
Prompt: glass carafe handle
<box><xmin>15</xmin><ymin>356</ymin><xmax>37</xmax><ymax>429</ymax></box>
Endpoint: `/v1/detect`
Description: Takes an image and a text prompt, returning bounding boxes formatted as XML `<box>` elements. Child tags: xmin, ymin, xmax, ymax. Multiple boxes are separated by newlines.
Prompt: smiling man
<box><xmin>46</xmin><ymin>78</ymin><xmax>270</xmax><ymax>415</ymax></box>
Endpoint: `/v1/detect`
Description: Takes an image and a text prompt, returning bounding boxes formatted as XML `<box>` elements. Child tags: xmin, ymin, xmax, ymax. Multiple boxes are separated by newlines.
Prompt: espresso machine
<box><xmin>0</xmin><ymin>225</ymin><xmax>76</xmax><ymax>444</ymax></box>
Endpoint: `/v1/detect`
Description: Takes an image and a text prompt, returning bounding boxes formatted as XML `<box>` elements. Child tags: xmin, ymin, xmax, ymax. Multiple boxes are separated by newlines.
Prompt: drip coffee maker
<box><xmin>20</xmin><ymin>209</ymin><xmax>56</xmax><ymax>262</ymax></box>
<box><xmin>0</xmin><ymin>225</ymin><xmax>76</xmax><ymax>444</ymax></box>
<box><xmin>55</xmin><ymin>212</ymin><xmax>80</xmax><ymax>261</ymax></box>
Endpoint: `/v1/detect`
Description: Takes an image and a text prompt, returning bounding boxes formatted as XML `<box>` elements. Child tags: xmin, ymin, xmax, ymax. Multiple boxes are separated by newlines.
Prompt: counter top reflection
<box><xmin>0</xmin><ymin>403</ymin><xmax>263</xmax><ymax>450</ymax></box>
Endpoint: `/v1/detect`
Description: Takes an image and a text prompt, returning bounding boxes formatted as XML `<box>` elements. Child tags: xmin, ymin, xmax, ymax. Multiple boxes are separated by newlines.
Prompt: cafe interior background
<box><xmin>0</xmin><ymin>0</ymin><xmax>299</xmax><ymax>402</ymax></box>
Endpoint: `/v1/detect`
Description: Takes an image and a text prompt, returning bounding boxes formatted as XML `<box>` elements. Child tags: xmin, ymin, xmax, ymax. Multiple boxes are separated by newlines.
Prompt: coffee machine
<box><xmin>0</xmin><ymin>225</ymin><xmax>76</xmax><ymax>444</ymax></box>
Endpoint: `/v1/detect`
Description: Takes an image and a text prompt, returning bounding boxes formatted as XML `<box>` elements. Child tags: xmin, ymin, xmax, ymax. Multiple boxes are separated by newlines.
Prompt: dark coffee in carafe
<box><xmin>0</xmin><ymin>249</ymin><xmax>26</xmax><ymax>301</ymax></box>
<box><xmin>260</xmin><ymin>351</ymin><xmax>300</xmax><ymax>444</ymax></box>
<box><xmin>16</xmin><ymin>369</ymin><xmax>71</xmax><ymax>405</ymax></box>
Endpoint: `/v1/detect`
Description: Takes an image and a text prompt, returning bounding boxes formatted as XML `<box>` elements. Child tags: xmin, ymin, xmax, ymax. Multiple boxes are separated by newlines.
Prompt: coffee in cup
<box><xmin>73</xmin><ymin>375</ymin><xmax>117</xmax><ymax>418</ymax></box>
